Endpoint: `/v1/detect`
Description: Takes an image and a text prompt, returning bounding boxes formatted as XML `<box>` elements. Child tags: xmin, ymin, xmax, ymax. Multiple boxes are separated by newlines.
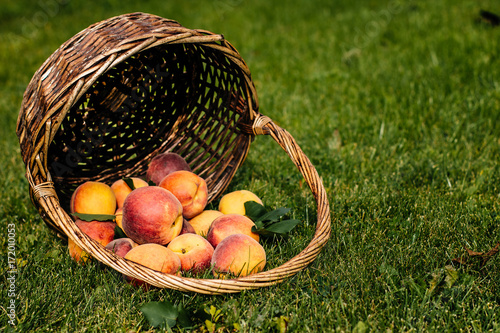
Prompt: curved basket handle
<box><xmin>251</xmin><ymin>114</ymin><xmax>332</xmax><ymax>261</ymax></box>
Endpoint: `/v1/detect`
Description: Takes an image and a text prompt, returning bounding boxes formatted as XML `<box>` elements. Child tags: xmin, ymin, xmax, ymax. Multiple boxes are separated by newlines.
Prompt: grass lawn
<box><xmin>1</xmin><ymin>0</ymin><xmax>500</xmax><ymax>331</ymax></box>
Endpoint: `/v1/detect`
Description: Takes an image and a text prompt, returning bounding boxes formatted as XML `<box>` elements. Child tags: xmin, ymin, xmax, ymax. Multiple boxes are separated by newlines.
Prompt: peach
<box><xmin>159</xmin><ymin>170</ymin><xmax>208</xmax><ymax>219</ymax></box>
<box><xmin>105</xmin><ymin>238</ymin><xmax>138</xmax><ymax>258</ymax></box>
<box><xmin>111</xmin><ymin>177</ymin><xmax>149</xmax><ymax>208</ymax></box>
<box><xmin>146</xmin><ymin>152</ymin><xmax>191</xmax><ymax>185</ymax></box>
<box><xmin>188</xmin><ymin>210</ymin><xmax>224</xmax><ymax>236</ymax></box>
<box><xmin>124</xmin><ymin>243</ymin><xmax>181</xmax><ymax>287</ymax></box>
<box><xmin>206</xmin><ymin>214</ymin><xmax>259</xmax><ymax>248</ymax></box>
<box><xmin>218</xmin><ymin>190</ymin><xmax>263</xmax><ymax>216</ymax></box>
<box><xmin>122</xmin><ymin>186</ymin><xmax>183</xmax><ymax>245</ymax></box>
<box><xmin>68</xmin><ymin>220</ymin><xmax>116</xmax><ymax>263</ymax></box>
<box><xmin>115</xmin><ymin>207</ymin><xmax>123</xmax><ymax>230</ymax></box>
<box><xmin>70</xmin><ymin>181</ymin><xmax>116</xmax><ymax>215</ymax></box>
<box><xmin>167</xmin><ymin>233</ymin><xmax>214</xmax><ymax>273</ymax></box>
<box><xmin>211</xmin><ymin>234</ymin><xmax>266</xmax><ymax>278</ymax></box>
<box><xmin>180</xmin><ymin>218</ymin><xmax>196</xmax><ymax>235</ymax></box>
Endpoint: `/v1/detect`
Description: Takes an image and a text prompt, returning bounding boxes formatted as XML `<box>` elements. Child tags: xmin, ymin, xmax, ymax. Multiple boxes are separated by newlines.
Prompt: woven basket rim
<box><xmin>16</xmin><ymin>12</ymin><xmax>331</xmax><ymax>294</ymax></box>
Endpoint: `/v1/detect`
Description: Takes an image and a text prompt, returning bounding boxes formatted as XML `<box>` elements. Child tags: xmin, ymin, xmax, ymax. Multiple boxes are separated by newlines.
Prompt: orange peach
<box><xmin>124</xmin><ymin>243</ymin><xmax>181</xmax><ymax>287</ymax></box>
<box><xmin>167</xmin><ymin>233</ymin><xmax>214</xmax><ymax>273</ymax></box>
<box><xmin>68</xmin><ymin>219</ymin><xmax>116</xmax><ymax>263</ymax></box>
<box><xmin>211</xmin><ymin>234</ymin><xmax>266</xmax><ymax>277</ymax></box>
<box><xmin>105</xmin><ymin>238</ymin><xmax>138</xmax><ymax>258</ymax></box>
<box><xmin>146</xmin><ymin>152</ymin><xmax>191</xmax><ymax>185</ymax></box>
<box><xmin>122</xmin><ymin>186</ymin><xmax>183</xmax><ymax>245</ymax></box>
<box><xmin>159</xmin><ymin>170</ymin><xmax>208</xmax><ymax>219</ymax></box>
<box><xmin>70</xmin><ymin>181</ymin><xmax>116</xmax><ymax>215</ymax></box>
<box><xmin>206</xmin><ymin>214</ymin><xmax>259</xmax><ymax>248</ymax></box>
<box><xmin>218</xmin><ymin>190</ymin><xmax>263</xmax><ymax>216</ymax></box>
<box><xmin>188</xmin><ymin>210</ymin><xmax>224</xmax><ymax>236</ymax></box>
<box><xmin>115</xmin><ymin>207</ymin><xmax>123</xmax><ymax>230</ymax></box>
<box><xmin>111</xmin><ymin>177</ymin><xmax>149</xmax><ymax>208</ymax></box>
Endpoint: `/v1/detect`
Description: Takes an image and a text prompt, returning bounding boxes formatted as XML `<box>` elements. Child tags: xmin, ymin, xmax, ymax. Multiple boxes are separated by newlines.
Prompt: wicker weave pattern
<box><xmin>16</xmin><ymin>12</ymin><xmax>331</xmax><ymax>294</ymax></box>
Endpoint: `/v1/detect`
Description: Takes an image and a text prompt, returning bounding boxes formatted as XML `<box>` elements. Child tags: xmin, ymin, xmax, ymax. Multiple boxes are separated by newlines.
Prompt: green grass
<box><xmin>1</xmin><ymin>0</ymin><xmax>500</xmax><ymax>331</ymax></box>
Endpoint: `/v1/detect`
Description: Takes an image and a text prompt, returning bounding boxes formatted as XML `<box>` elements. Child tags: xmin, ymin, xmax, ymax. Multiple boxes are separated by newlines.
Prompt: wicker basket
<box><xmin>16</xmin><ymin>12</ymin><xmax>331</xmax><ymax>294</ymax></box>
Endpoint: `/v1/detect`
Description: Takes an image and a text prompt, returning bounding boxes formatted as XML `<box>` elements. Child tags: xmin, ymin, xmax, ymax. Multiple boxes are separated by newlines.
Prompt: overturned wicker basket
<box><xmin>16</xmin><ymin>12</ymin><xmax>331</xmax><ymax>294</ymax></box>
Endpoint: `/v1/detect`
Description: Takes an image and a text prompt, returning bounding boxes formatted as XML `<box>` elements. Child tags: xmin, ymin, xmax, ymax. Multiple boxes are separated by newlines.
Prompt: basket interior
<box><xmin>47</xmin><ymin>42</ymin><xmax>254</xmax><ymax>210</ymax></box>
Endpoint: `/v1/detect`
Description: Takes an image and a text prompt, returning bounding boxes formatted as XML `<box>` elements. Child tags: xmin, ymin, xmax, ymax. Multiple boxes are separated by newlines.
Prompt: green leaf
<box><xmin>140</xmin><ymin>300</ymin><xmax>178</xmax><ymax>329</ymax></box>
<box><xmin>260</xmin><ymin>219</ymin><xmax>301</xmax><ymax>234</ymax></box>
<box><xmin>176</xmin><ymin>304</ymin><xmax>194</xmax><ymax>329</ymax></box>
<box><xmin>114</xmin><ymin>225</ymin><xmax>127</xmax><ymax>239</ymax></box>
<box><xmin>244</xmin><ymin>201</ymin><xmax>268</xmax><ymax>221</ymax></box>
<box><xmin>122</xmin><ymin>177</ymin><xmax>136</xmax><ymax>190</ymax></box>
<box><xmin>147</xmin><ymin>180</ymin><xmax>156</xmax><ymax>186</ymax></box>
<box><xmin>256</xmin><ymin>207</ymin><xmax>291</xmax><ymax>223</ymax></box>
<box><xmin>72</xmin><ymin>213</ymin><xmax>116</xmax><ymax>222</ymax></box>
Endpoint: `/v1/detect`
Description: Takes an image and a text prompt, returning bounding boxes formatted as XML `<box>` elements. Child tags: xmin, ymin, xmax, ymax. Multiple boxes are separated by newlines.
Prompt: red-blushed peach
<box><xmin>167</xmin><ymin>233</ymin><xmax>214</xmax><ymax>273</ymax></box>
<box><xmin>218</xmin><ymin>190</ymin><xmax>263</xmax><ymax>216</ymax></box>
<box><xmin>70</xmin><ymin>181</ymin><xmax>116</xmax><ymax>215</ymax></box>
<box><xmin>206</xmin><ymin>214</ymin><xmax>259</xmax><ymax>248</ymax></box>
<box><xmin>124</xmin><ymin>243</ymin><xmax>181</xmax><ymax>288</ymax></box>
<box><xmin>111</xmin><ymin>177</ymin><xmax>149</xmax><ymax>208</ymax></box>
<box><xmin>105</xmin><ymin>238</ymin><xmax>138</xmax><ymax>258</ymax></box>
<box><xmin>211</xmin><ymin>234</ymin><xmax>266</xmax><ymax>278</ymax></box>
<box><xmin>122</xmin><ymin>186</ymin><xmax>183</xmax><ymax>245</ymax></box>
<box><xmin>68</xmin><ymin>220</ymin><xmax>116</xmax><ymax>263</ymax></box>
<box><xmin>146</xmin><ymin>152</ymin><xmax>191</xmax><ymax>185</ymax></box>
<box><xmin>159</xmin><ymin>170</ymin><xmax>208</xmax><ymax>219</ymax></box>
<box><xmin>188</xmin><ymin>210</ymin><xmax>224</xmax><ymax>236</ymax></box>
<box><xmin>180</xmin><ymin>218</ymin><xmax>196</xmax><ymax>235</ymax></box>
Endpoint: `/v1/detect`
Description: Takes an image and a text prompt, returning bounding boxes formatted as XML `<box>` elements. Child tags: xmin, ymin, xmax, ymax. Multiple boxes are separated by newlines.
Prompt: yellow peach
<box><xmin>188</xmin><ymin>210</ymin><xmax>224</xmax><ymax>236</ymax></box>
<box><xmin>70</xmin><ymin>181</ymin><xmax>116</xmax><ymax>215</ymax></box>
<box><xmin>218</xmin><ymin>190</ymin><xmax>263</xmax><ymax>216</ymax></box>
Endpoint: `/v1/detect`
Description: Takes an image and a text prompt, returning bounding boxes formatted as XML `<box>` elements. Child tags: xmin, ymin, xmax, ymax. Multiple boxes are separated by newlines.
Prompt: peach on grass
<box><xmin>111</xmin><ymin>177</ymin><xmax>149</xmax><ymax>208</ymax></box>
<box><xmin>159</xmin><ymin>170</ymin><xmax>208</xmax><ymax>219</ymax></box>
<box><xmin>68</xmin><ymin>220</ymin><xmax>116</xmax><ymax>263</ymax></box>
<box><xmin>188</xmin><ymin>210</ymin><xmax>224</xmax><ymax>236</ymax></box>
<box><xmin>70</xmin><ymin>181</ymin><xmax>116</xmax><ymax>216</ymax></box>
<box><xmin>206</xmin><ymin>214</ymin><xmax>260</xmax><ymax>248</ymax></box>
<box><xmin>105</xmin><ymin>238</ymin><xmax>137</xmax><ymax>258</ymax></box>
<box><xmin>124</xmin><ymin>243</ymin><xmax>181</xmax><ymax>288</ymax></box>
<box><xmin>167</xmin><ymin>233</ymin><xmax>214</xmax><ymax>273</ymax></box>
<box><xmin>146</xmin><ymin>152</ymin><xmax>191</xmax><ymax>185</ymax></box>
<box><xmin>218</xmin><ymin>190</ymin><xmax>263</xmax><ymax>216</ymax></box>
<box><xmin>122</xmin><ymin>186</ymin><xmax>183</xmax><ymax>245</ymax></box>
<box><xmin>211</xmin><ymin>233</ymin><xmax>266</xmax><ymax>278</ymax></box>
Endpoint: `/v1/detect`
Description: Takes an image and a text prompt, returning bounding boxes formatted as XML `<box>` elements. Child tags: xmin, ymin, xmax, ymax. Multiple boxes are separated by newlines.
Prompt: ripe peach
<box><xmin>159</xmin><ymin>170</ymin><xmax>208</xmax><ymax>219</ymax></box>
<box><xmin>111</xmin><ymin>177</ymin><xmax>149</xmax><ymax>208</ymax></box>
<box><xmin>70</xmin><ymin>181</ymin><xmax>116</xmax><ymax>215</ymax></box>
<box><xmin>105</xmin><ymin>238</ymin><xmax>138</xmax><ymax>258</ymax></box>
<box><xmin>167</xmin><ymin>233</ymin><xmax>214</xmax><ymax>273</ymax></box>
<box><xmin>122</xmin><ymin>186</ymin><xmax>183</xmax><ymax>245</ymax></box>
<box><xmin>114</xmin><ymin>207</ymin><xmax>124</xmax><ymax>230</ymax></box>
<box><xmin>211</xmin><ymin>234</ymin><xmax>266</xmax><ymax>278</ymax></box>
<box><xmin>218</xmin><ymin>190</ymin><xmax>263</xmax><ymax>216</ymax></box>
<box><xmin>188</xmin><ymin>210</ymin><xmax>224</xmax><ymax>236</ymax></box>
<box><xmin>206</xmin><ymin>214</ymin><xmax>259</xmax><ymax>248</ymax></box>
<box><xmin>146</xmin><ymin>152</ymin><xmax>191</xmax><ymax>185</ymax></box>
<box><xmin>124</xmin><ymin>243</ymin><xmax>181</xmax><ymax>287</ymax></box>
<box><xmin>68</xmin><ymin>220</ymin><xmax>116</xmax><ymax>263</ymax></box>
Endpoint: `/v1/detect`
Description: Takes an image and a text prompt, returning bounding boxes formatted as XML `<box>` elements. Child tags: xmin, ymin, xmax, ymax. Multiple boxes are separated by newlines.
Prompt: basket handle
<box><xmin>251</xmin><ymin>114</ymin><xmax>331</xmax><ymax>250</ymax></box>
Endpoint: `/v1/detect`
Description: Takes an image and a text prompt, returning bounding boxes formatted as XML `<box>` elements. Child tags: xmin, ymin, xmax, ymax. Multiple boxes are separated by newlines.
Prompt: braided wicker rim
<box><xmin>16</xmin><ymin>12</ymin><xmax>331</xmax><ymax>294</ymax></box>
